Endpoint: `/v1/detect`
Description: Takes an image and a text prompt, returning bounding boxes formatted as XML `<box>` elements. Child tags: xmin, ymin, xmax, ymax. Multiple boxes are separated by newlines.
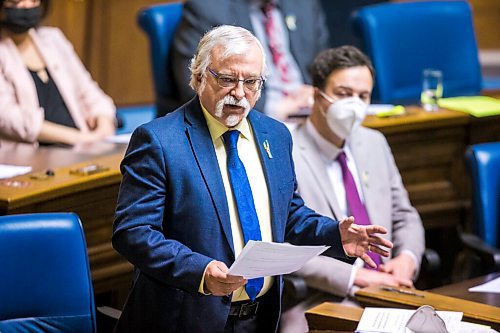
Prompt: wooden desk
<box><xmin>431</xmin><ymin>272</ymin><xmax>500</xmax><ymax>307</ymax></box>
<box><xmin>363</xmin><ymin>107</ymin><xmax>470</xmax><ymax>231</ymax></box>
<box><xmin>0</xmin><ymin>141</ymin><xmax>132</xmax><ymax>306</ymax></box>
<box><xmin>307</xmin><ymin>275</ymin><xmax>500</xmax><ymax>332</ymax></box>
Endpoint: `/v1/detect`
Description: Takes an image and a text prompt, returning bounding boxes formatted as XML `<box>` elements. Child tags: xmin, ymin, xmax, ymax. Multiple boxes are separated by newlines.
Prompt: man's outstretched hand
<box><xmin>339</xmin><ymin>216</ymin><xmax>393</xmax><ymax>268</ymax></box>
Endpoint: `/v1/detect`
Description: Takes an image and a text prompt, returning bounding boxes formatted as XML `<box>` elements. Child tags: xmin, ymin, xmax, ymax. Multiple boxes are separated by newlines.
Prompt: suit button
<box><xmin>222</xmin><ymin>296</ymin><xmax>231</xmax><ymax>304</ymax></box>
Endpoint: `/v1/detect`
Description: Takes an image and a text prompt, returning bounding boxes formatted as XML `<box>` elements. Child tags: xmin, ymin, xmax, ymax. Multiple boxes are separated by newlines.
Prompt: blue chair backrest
<box><xmin>0</xmin><ymin>213</ymin><xmax>96</xmax><ymax>333</ymax></box>
<box><xmin>137</xmin><ymin>2</ymin><xmax>183</xmax><ymax>115</ymax></box>
<box><xmin>465</xmin><ymin>142</ymin><xmax>500</xmax><ymax>248</ymax></box>
<box><xmin>352</xmin><ymin>1</ymin><xmax>482</xmax><ymax>104</ymax></box>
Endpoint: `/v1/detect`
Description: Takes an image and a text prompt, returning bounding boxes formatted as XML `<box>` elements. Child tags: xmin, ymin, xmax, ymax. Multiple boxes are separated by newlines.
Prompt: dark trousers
<box><xmin>223</xmin><ymin>289</ymin><xmax>278</xmax><ymax>333</ymax></box>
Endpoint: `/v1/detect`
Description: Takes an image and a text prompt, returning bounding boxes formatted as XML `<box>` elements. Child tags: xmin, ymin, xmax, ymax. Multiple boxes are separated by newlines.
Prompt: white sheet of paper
<box><xmin>468</xmin><ymin>276</ymin><xmax>500</xmax><ymax>294</ymax></box>
<box><xmin>367</xmin><ymin>104</ymin><xmax>395</xmax><ymax>115</ymax></box>
<box><xmin>448</xmin><ymin>321</ymin><xmax>495</xmax><ymax>333</ymax></box>
<box><xmin>0</xmin><ymin>164</ymin><xmax>32</xmax><ymax>179</ymax></box>
<box><xmin>227</xmin><ymin>240</ymin><xmax>329</xmax><ymax>279</ymax></box>
<box><xmin>355</xmin><ymin>307</ymin><xmax>463</xmax><ymax>333</ymax></box>
<box><xmin>106</xmin><ymin>133</ymin><xmax>132</xmax><ymax>144</ymax></box>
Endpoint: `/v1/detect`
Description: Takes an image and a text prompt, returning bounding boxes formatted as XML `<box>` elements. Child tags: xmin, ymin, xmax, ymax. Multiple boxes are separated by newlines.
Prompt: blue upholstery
<box><xmin>137</xmin><ymin>2</ymin><xmax>183</xmax><ymax>116</ymax></box>
<box><xmin>465</xmin><ymin>142</ymin><xmax>500</xmax><ymax>248</ymax></box>
<box><xmin>0</xmin><ymin>213</ymin><xmax>96</xmax><ymax>333</ymax></box>
<box><xmin>116</xmin><ymin>105</ymin><xmax>156</xmax><ymax>135</ymax></box>
<box><xmin>352</xmin><ymin>1</ymin><xmax>482</xmax><ymax>104</ymax></box>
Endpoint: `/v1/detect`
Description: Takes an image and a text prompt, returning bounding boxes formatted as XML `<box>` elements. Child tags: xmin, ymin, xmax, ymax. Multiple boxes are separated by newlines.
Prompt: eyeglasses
<box><xmin>3</xmin><ymin>0</ymin><xmax>41</xmax><ymax>7</ymax></box>
<box><xmin>207</xmin><ymin>68</ymin><xmax>264</xmax><ymax>92</ymax></box>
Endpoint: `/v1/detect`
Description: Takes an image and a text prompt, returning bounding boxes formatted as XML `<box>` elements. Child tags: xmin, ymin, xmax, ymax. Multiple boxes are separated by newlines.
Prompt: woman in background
<box><xmin>0</xmin><ymin>0</ymin><xmax>115</xmax><ymax>145</ymax></box>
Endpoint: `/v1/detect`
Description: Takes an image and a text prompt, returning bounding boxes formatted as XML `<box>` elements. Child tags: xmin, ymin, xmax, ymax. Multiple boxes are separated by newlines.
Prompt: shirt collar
<box><xmin>305</xmin><ymin>118</ymin><xmax>345</xmax><ymax>161</ymax></box>
<box><xmin>200</xmin><ymin>101</ymin><xmax>252</xmax><ymax>142</ymax></box>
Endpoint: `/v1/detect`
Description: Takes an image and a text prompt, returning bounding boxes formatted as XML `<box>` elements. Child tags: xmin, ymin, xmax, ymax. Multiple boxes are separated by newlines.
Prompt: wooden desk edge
<box><xmin>306</xmin><ymin>303</ymin><xmax>363</xmax><ymax>331</ymax></box>
<box><xmin>0</xmin><ymin>153</ymin><xmax>123</xmax><ymax>211</ymax></box>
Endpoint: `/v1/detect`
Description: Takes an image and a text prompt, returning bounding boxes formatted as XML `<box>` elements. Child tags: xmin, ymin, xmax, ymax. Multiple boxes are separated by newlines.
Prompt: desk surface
<box><xmin>307</xmin><ymin>274</ymin><xmax>500</xmax><ymax>332</ymax></box>
<box><xmin>0</xmin><ymin>141</ymin><xmax>126</xmax><ymax>212</ymax></box>
<box><xmin>431</xmin><ymin>272</ymin><xmax>500</xmax><ymax>307</ymax></box>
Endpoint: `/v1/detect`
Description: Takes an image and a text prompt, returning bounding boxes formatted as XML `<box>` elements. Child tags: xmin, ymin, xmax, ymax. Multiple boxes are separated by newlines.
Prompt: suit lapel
<box><xmin>296</xmin><ymin>126</ymin><xmax>342</xmax><ymax>220</ymax></box>
<box><xmin>184</xmin><ymin>99</ymin><xmax>234</xmax><ymax>253</ymax></box>
<box><xmin>247</xmin><ymin>112</ymin><xmax>283</xmax><ymax>242</ymax></box>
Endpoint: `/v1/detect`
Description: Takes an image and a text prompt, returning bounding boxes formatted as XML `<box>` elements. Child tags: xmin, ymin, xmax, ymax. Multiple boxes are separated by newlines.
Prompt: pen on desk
<box><xmin>380</xmin><ymin>286</ymin><xmax>425</xmax><ymax>298</ymax></box>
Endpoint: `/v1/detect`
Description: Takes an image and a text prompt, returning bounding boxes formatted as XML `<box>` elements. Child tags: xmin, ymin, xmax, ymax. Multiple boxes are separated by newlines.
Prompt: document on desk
<box><xmin>356</xmin><ymin>307</ymin><xmax>463</xmax><ymax>333</ymax></box>
<box><xmin>105</xmin><ymin>133</ymin><xmax>132</xmax><ymax>144</ymax></box>
<box><xmin>469</xmin><ymin>276</ymin><xmax>500</xmax><ymax>294</ymax></box>
<box><xmin>227</xmin><ymin>240</ymin><xmax>329</xmax><ymax>279</ymax></box>
<box><xmin>0</xmin><ymin>164</ymin><xmax>32</xmax><ymax>179</ymax></box>
<box><xmin>356</xmin><ymin>307</ymin><xmax>496</xmax><ymax>333</ymax></box>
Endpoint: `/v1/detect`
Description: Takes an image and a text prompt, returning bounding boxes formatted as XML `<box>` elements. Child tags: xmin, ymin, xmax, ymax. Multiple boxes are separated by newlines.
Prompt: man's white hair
<box><xmin>189</xmin><ymin>25</ymin><xmax>268</xmax><ymax>92</ymax></box>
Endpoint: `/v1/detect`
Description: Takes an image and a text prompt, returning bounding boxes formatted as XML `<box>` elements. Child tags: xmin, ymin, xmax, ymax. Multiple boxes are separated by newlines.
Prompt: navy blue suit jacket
<box><xmin>112</xmin><ymin>97</ymin><xmax>345</xmax><ymax>332</ymax></box>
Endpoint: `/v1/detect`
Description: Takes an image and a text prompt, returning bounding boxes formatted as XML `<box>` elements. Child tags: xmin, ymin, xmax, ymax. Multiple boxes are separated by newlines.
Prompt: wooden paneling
<box><xmin>469</xmin><ymin>0</ymin><xmax>500</xmax><ymax>49</ymax></box>
<box><xmin>43</xmin><ymin>0</ymin><xmax>89</xmax><ymax>58</ymax></box>
<box><xmin>45</xmin><ymin>0</ymin><xmax>179</xmax><ymax>107</ymax></box>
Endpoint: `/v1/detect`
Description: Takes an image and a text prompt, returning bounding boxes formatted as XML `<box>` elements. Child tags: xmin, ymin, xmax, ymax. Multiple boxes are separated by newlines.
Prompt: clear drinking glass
<box><xmin>421</xmin><ymin>69</ymin><xmax>443</xmax><ymax>112</ymax></box>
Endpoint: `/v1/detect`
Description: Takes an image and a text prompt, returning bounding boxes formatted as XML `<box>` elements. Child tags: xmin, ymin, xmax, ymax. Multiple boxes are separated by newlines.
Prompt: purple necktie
<box><xmin>337</xmin><ymin>151</ymin><xmax>381</xmax><ymax>268</ymax></box>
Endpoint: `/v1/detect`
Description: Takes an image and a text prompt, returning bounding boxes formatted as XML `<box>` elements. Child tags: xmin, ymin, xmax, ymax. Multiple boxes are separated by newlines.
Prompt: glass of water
<box><xmin>421</xmin><ymin>69</ymin><xmax>443</xmax><ymax>112</ymax></box>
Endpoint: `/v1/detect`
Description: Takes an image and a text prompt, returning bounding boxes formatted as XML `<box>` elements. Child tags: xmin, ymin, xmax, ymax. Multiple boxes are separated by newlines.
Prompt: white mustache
<box><xmin>220</xmin><ymin>95</ymin><xmax>250</xmax><ymax>109</ymax></box>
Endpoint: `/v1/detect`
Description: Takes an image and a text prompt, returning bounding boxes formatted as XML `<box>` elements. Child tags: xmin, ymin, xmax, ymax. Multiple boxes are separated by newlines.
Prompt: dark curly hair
<box><xmin>310</xmin><ymin>45</ymin><xmax>375</xmax><ymax>90</ymax></box>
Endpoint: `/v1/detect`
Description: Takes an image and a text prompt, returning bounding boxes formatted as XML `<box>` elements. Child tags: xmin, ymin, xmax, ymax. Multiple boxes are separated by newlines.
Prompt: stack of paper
<box><xmin>469</xmin><ymin>277</ymin><xmax>500</xmax><ymax>294</ymax></box>
<box><xmin>0</xmin><ymin>164</ymin><xmax>32</xmax><ymax>179</ymax></box>
<box><xmin>437</xmin><ymin>96</ymin><xmax>500</xmax><ymax>117</ymax></box>
<box><xmin>356</xmin><ymin>306</ymin><xmax>496</xmax><ymax>333</ymax></box>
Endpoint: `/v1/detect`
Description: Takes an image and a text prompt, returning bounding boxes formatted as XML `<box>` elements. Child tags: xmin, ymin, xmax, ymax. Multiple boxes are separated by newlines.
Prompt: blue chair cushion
<box><xmin>352</xmin><ymin>1</ymin><xmax>482</xmax><ymax>104</ymax></box>
<box><xmin>465</xmin><ymin>142</ymin><xmax>500</xmax><ymax>248</ymax></box>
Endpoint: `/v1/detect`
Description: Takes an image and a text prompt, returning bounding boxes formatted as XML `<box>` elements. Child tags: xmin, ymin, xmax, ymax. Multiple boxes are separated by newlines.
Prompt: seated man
<box><xmin>170</xmin><ymin>0</ymin><xmax>329</xmax><ymax>120</ymax></box>
<box><xmin>281</xmin><ymin>46</ymin><xmax>425</xmax><ymax>332</ymax></box>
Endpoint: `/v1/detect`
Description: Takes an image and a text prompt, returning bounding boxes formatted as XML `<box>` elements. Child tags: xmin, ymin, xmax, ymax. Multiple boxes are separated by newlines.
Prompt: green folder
<box><xmin>437</xmin><ymin>96</ymin><xmax>500</xmax><ymax>117</ymax></box>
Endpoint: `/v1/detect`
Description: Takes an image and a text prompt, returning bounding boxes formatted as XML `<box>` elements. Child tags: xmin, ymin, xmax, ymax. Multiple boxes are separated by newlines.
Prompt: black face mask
<box><xmin>2</xmin><ymin>6</ymin><xmax>43</xmax><ymax>34</ymax></box>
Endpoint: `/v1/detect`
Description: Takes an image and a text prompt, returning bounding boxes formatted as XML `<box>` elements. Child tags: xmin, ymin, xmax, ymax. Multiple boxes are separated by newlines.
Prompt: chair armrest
<box><xmin>415</xmin><ymin>248</ymin><xmax>442</xmax><ymax>289</ymax></box>
<box><xmin>460</xmin><ymin>233</ymin><xmax>500</xmax><ymax>273</ymax></box>
<box><xmin>282</xmin><ymin>275</ymin><xmax>310</xmax><ymax>311</ymax></box>
<box><xmin>96</xmin><ymin>306</ymin><xmax>121</xmax><ymax>333</ymax></box>
<box><xmin>422</xmin><ymin>247</ymin><xmax>441</xmax><ymax>274</ymax></box>
<box><xmin>283</xmin><ymin>275</ymin><xmax>309</xmax><ymax>300</ymax></box>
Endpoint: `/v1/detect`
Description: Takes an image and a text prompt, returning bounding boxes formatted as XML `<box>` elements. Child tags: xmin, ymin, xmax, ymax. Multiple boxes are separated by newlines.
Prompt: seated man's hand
<box><xmin>339</xmin><ymin>216</ymin><xmax>393</xmax><ymax>268</ymax></box>
<box><xmin>203</xmin><ymin>261</ymin><xmax>247</xmax><ymax>296</ymax></box>
<box><xmin>274</xmin><ymin>85</ymin><xmax>314</xmax><ymax>120</ymax></box>
<box><xmin>355</xmin><ymin>267</ymin><xmax>413</xmax><ymax>288</ymax></box>
<box><xmin>379</xmin><ymin>253</ymin><xmax>416</xmax><ymax>280</ymax></box>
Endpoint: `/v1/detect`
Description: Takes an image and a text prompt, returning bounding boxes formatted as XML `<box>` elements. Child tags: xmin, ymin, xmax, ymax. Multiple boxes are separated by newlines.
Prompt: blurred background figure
<box><xmin>0</xmin><ymin>0</ymin><xmax>115</xmax><ymax>145</ymax></box>
<box><xmin>319</xmin><ymin>0</ymin><xmax>388</xmax><ymax>48</ymax></box>
<box><xmin>280</xmin><ymin>46</ymin><xmax>425</xmax><ymax>333</ymax></box>
<box><xmin>170</xmin><ymin>0</ymin><xmax>329</xmax><ymax>120</ymax></box>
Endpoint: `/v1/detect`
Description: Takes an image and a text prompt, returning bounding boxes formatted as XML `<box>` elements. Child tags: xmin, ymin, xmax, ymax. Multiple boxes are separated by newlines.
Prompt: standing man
<box><xmin>281</xmin><ymin>46</ymin><xmax>425</xmax><ymax>332</ymax></box>
<box><xmin>168</xmin><ymin>0</ymin><xmax>329</xmax><ymax>119</ymax></box>
<box><xmin>113</xmin><ymin>27</ymin><xmax>392</xmax><ymax>333</ymax></box>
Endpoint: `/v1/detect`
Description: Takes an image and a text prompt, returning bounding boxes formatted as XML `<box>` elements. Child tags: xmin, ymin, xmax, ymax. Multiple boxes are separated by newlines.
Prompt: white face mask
<box><xmin>319</xmin><ymin>91</ymin><xmax>368</xmax><ymax>140</ymax></box>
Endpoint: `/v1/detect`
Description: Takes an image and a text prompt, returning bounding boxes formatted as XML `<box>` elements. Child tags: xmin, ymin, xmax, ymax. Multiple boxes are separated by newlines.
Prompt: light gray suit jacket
<box><xmin>290</xmin><ymin>124</ymin><xmax>425</xmax><ymax>297</ymax></box>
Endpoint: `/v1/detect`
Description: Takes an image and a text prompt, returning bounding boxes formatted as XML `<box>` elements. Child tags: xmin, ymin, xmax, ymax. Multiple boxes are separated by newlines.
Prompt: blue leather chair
<box><xmin>115</xmin><ymin>105</ymin><xmax>156</xmax><ymax>135</ymax></box>
<box><xmin>465</xmin><ymin>142</ymin><xmax>500</xmax><ymax>248</ymax></box>
<box><xmin>461</xmin><ymin>142</ymin><xmax>500</xmax><ymax>277</ymax></box>
<box><xmin>0</xmin><ymin>213</ymin><xmax>96</xmax><ymax>332</ymax></box>
<box><xmin>352</xmin><ymin>1</ymin><xmax>482</xmax><ymax>104</ymax></box>
<box><xmin>137</xmin><ymin>2</ymin><xmax>183</xmax><ymax>117</ymax></box>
